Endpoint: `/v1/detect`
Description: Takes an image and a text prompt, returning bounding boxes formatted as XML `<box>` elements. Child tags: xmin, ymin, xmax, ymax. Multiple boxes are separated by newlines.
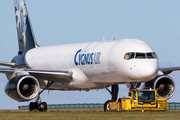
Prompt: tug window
<box><xmin>138</xmin><ymin>91</ymin><xmax>155</xmax><ymax>100</ymax></box>
<box><xmin>133</xmin><ymin>91</ymin><xmax>136</xmax><ymax>99</ymax></box>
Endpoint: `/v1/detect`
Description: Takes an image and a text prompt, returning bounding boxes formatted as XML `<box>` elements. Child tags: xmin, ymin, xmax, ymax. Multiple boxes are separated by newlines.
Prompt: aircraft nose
<box><xmin>137</xmin><ymin>60</ymin><xmax>158</xmax><ymax>80</ymax></box>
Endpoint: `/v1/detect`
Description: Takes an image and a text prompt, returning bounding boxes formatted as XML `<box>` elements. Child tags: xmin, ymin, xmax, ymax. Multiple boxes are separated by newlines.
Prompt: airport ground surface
<box><xmin>0</xmin><ymin>109</ymin><xmax>180</xmax><ymax>120</ymax></box>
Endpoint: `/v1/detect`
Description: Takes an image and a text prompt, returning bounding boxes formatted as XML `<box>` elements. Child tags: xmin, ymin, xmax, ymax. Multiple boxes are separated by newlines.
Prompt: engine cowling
<box><xmin>143</xmin><ymin>75</ymin><xmax>176</xmax><ymax>99</ymax></box>
<box><xmin>5</xmin><ymin>75</ymin><xmax>40</xmax><ymax>102</ymax></box>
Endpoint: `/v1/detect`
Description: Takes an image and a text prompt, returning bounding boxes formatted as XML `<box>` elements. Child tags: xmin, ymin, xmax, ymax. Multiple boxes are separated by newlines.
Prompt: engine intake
<box><xmin>5</xmin><ymin>75</ymin><xmax>40</xmax><ymax>102</ymax></box>
<box><xmin>143</xmin><ymin>75</ymin><xmax>176</xmax><ymax>99</ymax></box>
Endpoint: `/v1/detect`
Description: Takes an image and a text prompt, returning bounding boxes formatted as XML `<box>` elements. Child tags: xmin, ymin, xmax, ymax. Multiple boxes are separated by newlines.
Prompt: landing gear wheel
<box><xmin>29</xmin><ymin>102</ymin><xmax>47</xmax><ymax>112</ymax></box>
<box><xmin>39</xmin><ymin>102</ymin><xmax>47</xmax><ymax>112</ymax></box>
<box><xmin>29</xmin><ymin>102</ymin><xmax>38</xmax><ymax>112</ymax></box>
<box><xmin>104</xmin><ymin>100</ymin><xmax>111</xmax><ymax>112</ymax></box>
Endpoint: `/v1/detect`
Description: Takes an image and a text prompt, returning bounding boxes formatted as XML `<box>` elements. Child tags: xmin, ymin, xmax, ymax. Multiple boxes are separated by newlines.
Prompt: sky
<box><xmin>0</xmin><ymin>0</ymin><xmax>180</xmax><ymax>109</ymax></box>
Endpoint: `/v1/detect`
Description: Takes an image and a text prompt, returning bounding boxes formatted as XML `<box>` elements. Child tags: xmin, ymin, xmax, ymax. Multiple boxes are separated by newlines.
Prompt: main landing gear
<box><xmin>29</xmin><ymin>81</ymin><xmax>54</xmax><ymax>112</ymax></box>
<box><xmin>29</xmin><ymin>94</ymin><xmax>47</xmax><ymax>112</ymax></box>
<box><xmin>104</xmin><ymin>85</ymin><xmax>119</xmax><ymax>112</ymax></box>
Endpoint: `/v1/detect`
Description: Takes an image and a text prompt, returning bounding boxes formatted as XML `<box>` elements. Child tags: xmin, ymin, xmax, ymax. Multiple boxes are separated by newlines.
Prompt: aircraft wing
<box><xmin>0</xmin><ymin>61</ymin><xmax>18</xmax><ymax>67</ymax></box>
<box><xmin>26</xmin><ymin>69</ymin><xmax>72</xmax><ymax>83</ymax></box>
<box><xmin>0</xmin><ymin>67</ymin><xmax>72</xmax><ymax>84</ymax></box>
<box><xmin>159</xmin><ymin>67</ymin><xmax>180</xmax><ymax>75</ymax></box>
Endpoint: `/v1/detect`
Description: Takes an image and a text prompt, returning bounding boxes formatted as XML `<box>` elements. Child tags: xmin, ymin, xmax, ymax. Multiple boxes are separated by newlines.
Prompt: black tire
<box><xmin>39</xmin><ymin>102</ymin><xmax>47</xmax><ymax>112</ymax></box>
<box><xmin>42</xmin><ymin>102</ymin><xmax>47</xmax><ymax>112</ymax></box>
<box><xmin>29</xmin><ymin>102</ymin><xmax>33</xmax><ymax>112</ymax></box>
<box><xmin>29</xmin><ymin>102</ymin><xmax>38</xmax><ymax>112</ymax></box>
<box><xmin>104</xmin><ymin>100</ymin><xmax>111</xmax><ymax>112</ymax></box>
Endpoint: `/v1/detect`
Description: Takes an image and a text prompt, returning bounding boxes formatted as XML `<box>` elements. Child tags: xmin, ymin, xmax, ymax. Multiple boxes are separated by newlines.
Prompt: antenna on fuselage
<box><xmin>103</xmin><ymin>36</ymin><xmax>105</xmax><ymax>41</ymax></box>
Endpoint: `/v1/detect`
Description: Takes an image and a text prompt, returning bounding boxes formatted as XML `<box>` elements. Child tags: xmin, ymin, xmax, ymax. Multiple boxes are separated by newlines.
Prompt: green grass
<box><xmin>0</xmin><ymin>110</ymin><xmax>180</xmax><ymax>120</ymax></box>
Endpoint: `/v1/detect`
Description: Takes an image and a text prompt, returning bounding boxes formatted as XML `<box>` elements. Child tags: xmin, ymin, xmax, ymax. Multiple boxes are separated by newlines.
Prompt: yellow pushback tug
<box><xmin>105</xmin><ymin>89</ymin><xmax>168</xmax><ymax>112</ymax></box>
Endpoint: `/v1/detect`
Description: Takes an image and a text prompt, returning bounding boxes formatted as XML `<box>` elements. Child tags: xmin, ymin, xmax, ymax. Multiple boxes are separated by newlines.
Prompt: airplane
<box><xmin>0</xmin><ymin>0</ymin><xmax>178</xmax><ymax>111</ymax></box>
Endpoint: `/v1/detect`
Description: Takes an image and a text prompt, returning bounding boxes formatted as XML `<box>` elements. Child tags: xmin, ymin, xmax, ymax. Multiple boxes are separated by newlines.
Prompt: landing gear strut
<box><xmin>127</xmin><ymin>83</ymin><xmax>141</xmax><ymax>96</ymax></box>
<box><xmin>104</xmin><ymin>85</ymin><xmax>119</xmax><ymax>112</ymax></box>
<box><xmin>29</xmin><ymin>81</ymin><xmax>54</xmax><ymax>112</ymax></box>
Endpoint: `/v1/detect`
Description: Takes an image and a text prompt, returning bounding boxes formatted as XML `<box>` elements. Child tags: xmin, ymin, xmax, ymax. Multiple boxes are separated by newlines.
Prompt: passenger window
<box><xmin>135</xmin><ymin>53</ymin><xmax>146</xmax><ymax>58</ymax></box>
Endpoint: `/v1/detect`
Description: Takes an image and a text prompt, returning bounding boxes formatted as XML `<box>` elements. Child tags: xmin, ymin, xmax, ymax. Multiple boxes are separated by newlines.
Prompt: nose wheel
<box><xmin>104</xmin><ymin>85</ymin><xmax>119</xmax><ymax>112</ymax></box>
<box><xmin>104</xmin><ymin>100</ymin><xmax>111</xmax><ymax>112</ymax></box>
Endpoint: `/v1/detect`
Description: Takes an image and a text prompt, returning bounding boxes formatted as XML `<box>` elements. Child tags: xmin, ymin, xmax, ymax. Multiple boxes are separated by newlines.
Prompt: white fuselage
<box><xmin>24</xmin><ymin>39</ymin><xmax>158</xmax><ymax>90</ymax></box>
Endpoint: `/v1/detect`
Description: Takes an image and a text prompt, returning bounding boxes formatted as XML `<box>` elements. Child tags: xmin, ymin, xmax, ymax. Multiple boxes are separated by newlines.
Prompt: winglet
<box><xmin>14</xmin><ymin>0</ymin><xmax>39</xmax><ymax>54</ymax></box>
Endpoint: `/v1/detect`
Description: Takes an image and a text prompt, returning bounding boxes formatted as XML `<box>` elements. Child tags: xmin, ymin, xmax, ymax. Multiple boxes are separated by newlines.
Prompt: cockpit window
<box><xmin>147</xmin><ymin>53</ymin><xmax>154</xmax><ymax>58</ymax></box>
<box><xmin>124</xmin><ymin>53</ymin><xmax>135</xmax><ymax>60</ymax></box>
<box><xmin>135</xmin><ymin>53</ymin><xmax>146</xmax><ymax>59</ymax></box>
<box><xmin>124</xmin><ymin>53</ymin><xmax>129</xmax><ymax>60</ymax></box>
<box><xmin>152</xmin><ymin>52</ymin><xmax>157</xmax><ymax>58</ymax></box>
<box><xmin>147</xmin><ymin>52</ymin><xmax>157</xmax><ymax>59</ymax></box>
<box><xmin>124</xmin><ymin>52</ymin><xmax>157</xmax><ymax>60</ymax></box>
<box><xmin>129</xmin><ymin>53</ymin><xmax>135</xmax><ymax>59</ymax></box>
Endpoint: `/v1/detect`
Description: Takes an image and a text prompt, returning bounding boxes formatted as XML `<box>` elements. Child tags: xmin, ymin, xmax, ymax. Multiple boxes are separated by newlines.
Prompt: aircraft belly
<box><xmin>48</xmin><ymin>82</ymin><xmax>111</xmax><ymax>90</ymax></box>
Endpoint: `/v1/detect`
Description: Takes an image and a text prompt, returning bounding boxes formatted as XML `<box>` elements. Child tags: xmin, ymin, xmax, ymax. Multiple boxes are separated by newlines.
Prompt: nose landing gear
<box><xmin>104</xmin><ymin>85</ymin><xmax>119</xmax><ymax>112</ymax></box>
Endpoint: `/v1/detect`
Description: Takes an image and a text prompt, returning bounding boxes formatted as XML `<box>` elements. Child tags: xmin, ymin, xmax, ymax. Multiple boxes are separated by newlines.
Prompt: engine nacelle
<box><xmin>5</xmin><ymin>75</ymin><xmax>40</xmax><ymax>102</ymax></box>
<box><xmin>143</xmin><ymin>75</ymin><xmax>176</xmax><ymax>99</ymax></box>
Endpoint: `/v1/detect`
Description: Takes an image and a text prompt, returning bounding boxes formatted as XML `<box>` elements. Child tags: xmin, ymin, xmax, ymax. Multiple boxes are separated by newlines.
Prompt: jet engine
<box><xmin>143</xmin><ymin>75</ymin><xmax>176</xmax><ymax>99</ymax></box>
<box><xmin>5</xmin><ymin>75</ymin><xmax>40</xmax><ymax>102</ymax></box>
